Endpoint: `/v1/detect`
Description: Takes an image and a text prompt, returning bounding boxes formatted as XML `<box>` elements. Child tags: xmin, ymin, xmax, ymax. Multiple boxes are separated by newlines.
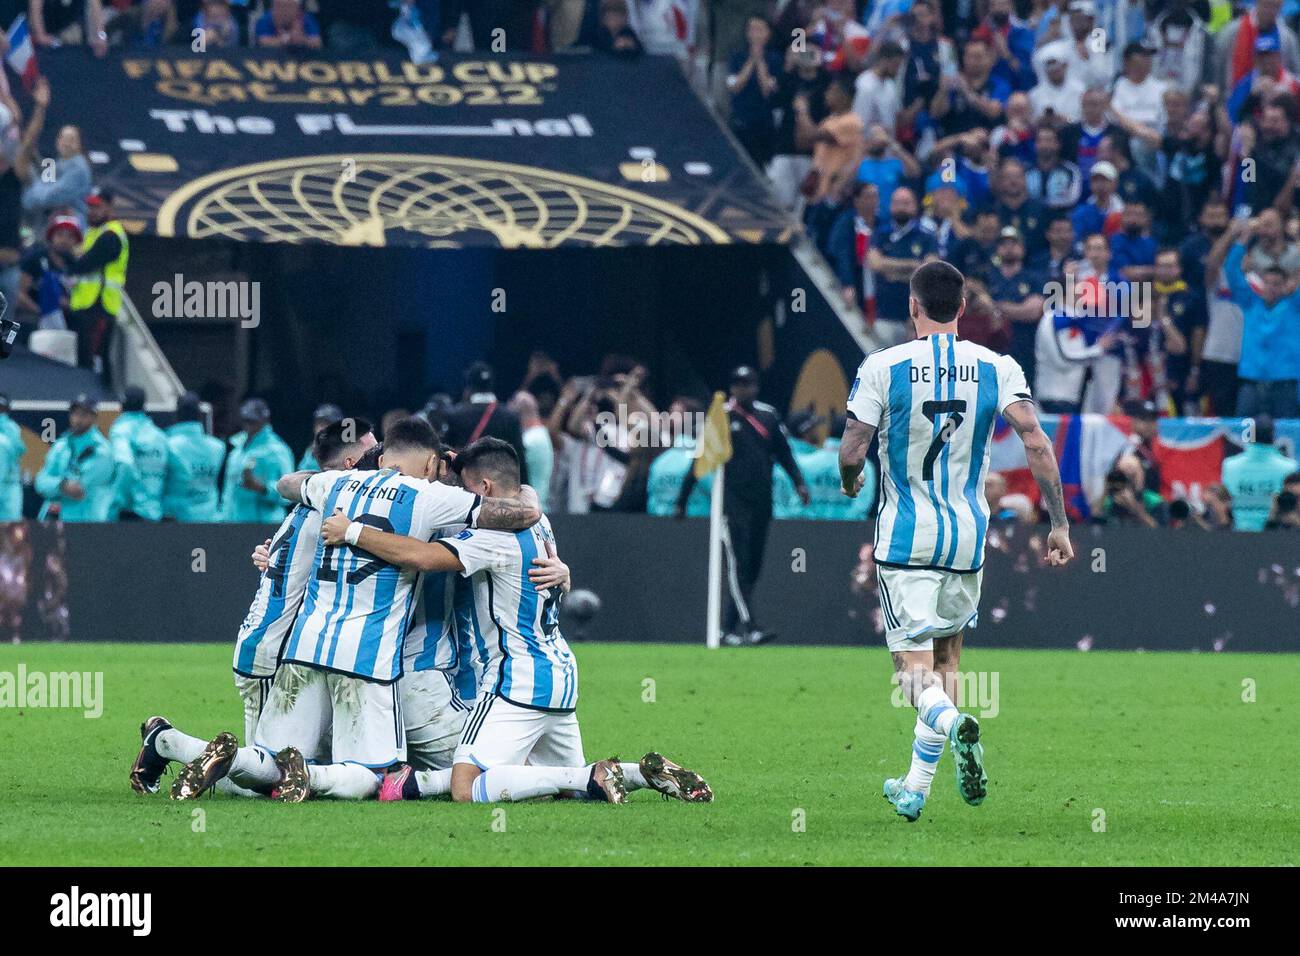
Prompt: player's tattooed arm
<box><xmin>320</xmin><ymin>511</ymin><xmax>464</xmax><ymax>573</ymax></box>
<box><xmin>838</xmin><ymin>417</ymin><xmax>877</xmax><ymax>498</ymax></box>
<box><xmin>1002</xmin><ymin>400</ymin><xmax>1075</xmax><ymax>566</ymax></box>
<box><xmin>275</xmin><ymin>470</ymin><xmax>315</xmax><ymax>503</ymax></box>
<box><xmin>476</xmin><ymin>484</ymin><xmax>542</xmax><ymax>531</ymax></box>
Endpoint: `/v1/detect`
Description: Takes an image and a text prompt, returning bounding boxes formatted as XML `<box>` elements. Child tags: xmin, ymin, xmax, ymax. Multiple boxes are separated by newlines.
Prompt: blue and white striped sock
<box><xmin>903</xmin><ymin>718</ymin><xmax>946</xmax><ymax>795</ymax></box>
<box><xmin>916</xmin><ymin>685</ymin><xmax>959</xmax><ymax>736</ymax></box>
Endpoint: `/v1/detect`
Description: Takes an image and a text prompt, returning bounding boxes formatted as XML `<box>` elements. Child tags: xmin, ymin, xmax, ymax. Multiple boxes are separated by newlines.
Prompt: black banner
<box><xmin>4</xmin><ymin>518</ymin><xmax>1297</xmax><ymax>652</ymax></box>
<box><xmin>41</xmin><ymin>49</ymin><xmax>792</xmax><ymax>250</ymax></box>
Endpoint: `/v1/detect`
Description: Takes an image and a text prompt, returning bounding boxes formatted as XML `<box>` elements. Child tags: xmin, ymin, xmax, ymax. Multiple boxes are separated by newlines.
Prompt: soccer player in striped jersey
<box><xmin>838</xmin><ymin>260</ymin><xmax>1074</xmax><ymax>822</ymax></box>
<box><xmin>162</xmin><ymin>419</ymin><xmax>545</xmax><ymax>802</ymax></box>
<box><xmin>130</xmin><ymin>418</ymin><xmax>377</xmax><ymax>796</ymax></box>
<box><xmin>313</xmin><ymin>438</ymin><xmax>712</xmax><ymax>806</ymax></box>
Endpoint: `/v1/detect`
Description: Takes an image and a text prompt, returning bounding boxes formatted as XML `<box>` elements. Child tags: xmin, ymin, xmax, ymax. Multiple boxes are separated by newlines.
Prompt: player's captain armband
<box><xmin>848</xmin><ymin>376</ymin><xmax>860</xmax><ymax>401</ymax></box>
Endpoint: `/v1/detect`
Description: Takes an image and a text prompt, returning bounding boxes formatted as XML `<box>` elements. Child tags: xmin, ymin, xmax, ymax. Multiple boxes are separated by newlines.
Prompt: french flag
<box><xmin>6</xmin><ymin>15</ymin><xmax>39</xmax><ymax>92</ymax></box>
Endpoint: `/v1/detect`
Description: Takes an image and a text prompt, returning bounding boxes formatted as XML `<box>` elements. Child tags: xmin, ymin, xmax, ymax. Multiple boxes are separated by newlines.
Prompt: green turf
<box><xmin>0</xmin><ymin>642</ymin><xmax>1296</xmax><ymax>865</ymax></box>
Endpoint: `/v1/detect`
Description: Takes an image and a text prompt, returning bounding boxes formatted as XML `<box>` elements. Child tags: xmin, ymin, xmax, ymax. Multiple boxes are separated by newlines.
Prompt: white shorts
<box><xmin>401</xmin><ymin>669</ymin><xmax>470</xmax><ymax>771</ymax></box>
<box><xmin>254</xmin><ymin>663</ymin><xmax>406</xmax><ymax>769</ymax></box>
<box><xmin>453</xmin><ymin>693</ymin><xmax>584</xmax><ymax>770</ymax></box>
<box><xmin>233</xmin><ymin>672</ymin><xmax>274</xmax><ymax>744</ymax></box>
<box><xmin>877</xmin><ymin>566</ymin><xmax>982</xmax><ymax>652</ymax></box>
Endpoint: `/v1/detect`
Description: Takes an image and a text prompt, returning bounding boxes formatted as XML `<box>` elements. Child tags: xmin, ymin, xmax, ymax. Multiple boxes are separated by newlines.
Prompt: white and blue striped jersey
<box><xmin>233</xmin><ymin>504</ymin><xmax>320</xmax><ymax>678</ymax></box>
<box><xmin>847</xmin><ymin>333</ymin><xmax>1031</xmax><ymax>572</ymax></box>
<box><xmin>282</xmin><ymin>468</ymin><xmax>482</xmax><ymax>684</ymax></box>
<box><xmin>439</xmin><ymin>515</ymin><xmax>578</xmax><ymax>713</ymax></box>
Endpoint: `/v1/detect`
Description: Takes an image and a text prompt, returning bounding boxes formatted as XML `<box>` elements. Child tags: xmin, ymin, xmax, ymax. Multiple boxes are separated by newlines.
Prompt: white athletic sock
<box><xmin>471</xmin><ymin>765</ymin><xmax>591</xmax><ymax>803</ymax></box>
<box><xmin>415</xmin><ymin>768</ymin><xmax>452</xmax><ymax>797</ymax></box>
<box><xmin>903</xmin><ymin>717</ymin><xmax>946</xmax><ymax>795</ymax></box>
<box><xmin>916</xmin><ymin>685</ymin><xmax>960</xmax><ymax>736</ymax></box>
<box><xmin>620</xmin><ymin>762</ymin><xmax>648</xmax><ymax>791</ymax></box>
<box><xmin>227</xmin><ymin>746</ymin><xmax>281</xmax><ymax>789</ymax></box>
<box><xmin>154</xmin><ymin>728</ymin><xmax>209</xmax><ymax>764</ymax></box>
<box><xmin>307</xmin><ymin>763</ymin><xmax>381</xmax><ymax>800</ymax></box>
<box><xmin>214</xmin><ymin>778</ymin><xmax>264</xmax><ymax>798</ymax></box>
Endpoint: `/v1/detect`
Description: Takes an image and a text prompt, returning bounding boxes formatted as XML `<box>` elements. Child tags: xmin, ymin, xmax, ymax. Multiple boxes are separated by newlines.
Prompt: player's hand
<box><xmin>1046</xmin><ymin>526</ymin><xmax>1074</xmax><ymax>566</ymax></box>
<box><xmin>528</xmin><ymin>556</ymin><xmax>570</xmax><ymax>592</ymax></box>
<box><xmin>841</xmin><ymin>473</ymin><xmax>864</xmax><ymax>498</ymax></box>
<box><xmin>251</xmin><ymin>538</ymin><xmax>272</xmax><ymax>572</ymax></box>
<box><xmin>321</xmin><ymin>510</ymin><xmax>351</xmax><ymax>546</ymax></box>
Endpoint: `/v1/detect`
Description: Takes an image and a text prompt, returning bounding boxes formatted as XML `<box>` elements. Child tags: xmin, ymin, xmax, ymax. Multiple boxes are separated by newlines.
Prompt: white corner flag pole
<box><xmin>705</xmin><ymin>463</ymin><xmax>725</xmax><ymax>649</ymax></box>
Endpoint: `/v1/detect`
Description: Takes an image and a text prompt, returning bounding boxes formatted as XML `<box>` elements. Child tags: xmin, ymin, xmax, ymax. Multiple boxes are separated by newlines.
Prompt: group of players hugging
<box><xmin>129</xmin><ymin>415</ymin><xmax>712</xmax><ymax>807</ymax></box>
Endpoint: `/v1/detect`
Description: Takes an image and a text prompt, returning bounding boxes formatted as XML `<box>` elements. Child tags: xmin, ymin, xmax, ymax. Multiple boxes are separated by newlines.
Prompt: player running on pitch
<box><xmin>311</xmin><ymin>437</ymin><xmax>713</xmax><ymax>806</ymax></box>
<box><xmin>837</xmin><ymin>260</ymin><xmax>1073</xmax><ymax>822</ymax></box>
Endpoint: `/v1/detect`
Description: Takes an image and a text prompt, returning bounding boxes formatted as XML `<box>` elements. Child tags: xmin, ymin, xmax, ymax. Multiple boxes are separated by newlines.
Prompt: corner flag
<box><xmin>693</xmin><ymin>391</ymin><xmax>732</xmax><ymax>478</ymax></box>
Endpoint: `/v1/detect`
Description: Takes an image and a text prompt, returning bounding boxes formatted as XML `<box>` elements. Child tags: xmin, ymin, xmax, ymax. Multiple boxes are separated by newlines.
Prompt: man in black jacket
<box><xmin>442</xmin><ymin>361</ymin><xmax>529</xmax><ymax>485</ymax></box>
<box><xmin>675</xmin><ymin>366</ymin><xmax>809</xmax><ymax>646</ymax></box>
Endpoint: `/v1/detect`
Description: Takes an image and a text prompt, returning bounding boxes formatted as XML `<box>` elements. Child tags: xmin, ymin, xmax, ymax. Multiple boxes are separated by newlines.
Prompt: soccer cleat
<box><xmin>883</xmin><ymin>777</ymin><xmax>925</xmax><ymax>822</ymax></box>
<box><xmin>639</xmin><ymin>752</ymin><xmax>714</xmax><ymax>803</ymax></box>
<box><xmin>170</xmin><ymin>732</ymin><xmax>238</xmax><ymax>800</ymax></box>
<box><xmin>129</xmin><ymin>715</ymin><xmax>172</xmax><ymax>794</ymax></box>
<box><xmin>586</xmin><ymin>758</ymin><xmax>627</xmax><ymax>804</ymax></box>
<box><xmin>379</xmin><ymin>764</ymin><xmax>418</xmax><ymax>802</ymax></box>
<box><xmin>949</xmin><ymin>714</ymin><xmax>988</xmax><ymax>806</ymax></box>
<box><xmin>274</xmin><ymin>748</ymin><xmax>311</xmax><ymax>803</ymax></box>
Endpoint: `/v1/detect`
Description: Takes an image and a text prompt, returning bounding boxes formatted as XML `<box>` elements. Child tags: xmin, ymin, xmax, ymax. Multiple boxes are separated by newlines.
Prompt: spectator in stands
<box><xmin>950</xmin><ymin>206</ymin><xmax>1001</xmax><ymax>280</ymax></box>
<box><xmin>1099</xmin><ymin>131</ymin><xmax>1159</xmax><ymax>213</ymax></box>
<box><xmin>509</xmin><ymin>390</ymin><xmax>553</xmax><ymax>511</ymax></box>
<box><xmin>992</xmin><ymin>157</ymin><xmax>1047</xmax><ymax>248</ymax></box>
<box><xmin>1060</xmin><ymin>87</ymin><xmax>1115</xmax><ymax>186</ymax></box>
<box><xmin>296</xmin><ymin>402</ymin><xmax>343</xmax><ymax>471</ymax></box>
<box><xmin>163</xmin><ymin>390</ymin><xmax>225</xmax><ymax>523</ymax></box>
<box><xmin>21</xmin><ymin>85</ymin><xmax>92</xmax><ymax>231</ymax></box>
<box><xmin>1071</xmin><ymin>160</ymin><xmax>1124</xmax><ymax>240</ymax></box>
<box><xmin>111</xmin><ymin>0</ymin><xmax>181</xmax><ymax>48</ymax></box>
<box><xmin>1189</xmin><ymin>199</ymin><xmax>1243</xmax><ymax>417</ymax></box>
<box><xmin>1147</xmin><ymin>2</ymin><xmax>1210</xmax><ymax>95</ymax></box>
<box><xmin>66</xmin><ymin>187</ymin><xmax>128</xmax><ymax>382</ymax></box>
<box><xmin>592</xmin><ymin>0</ymin><xmax>643</xmax><ymax>58</ymax></box>
<box><xmin>1028</xmin><ymin>46</ymin><xmax>1084</xmax><ymax>125</ymax></box>
<box><xmin>852</xmin><ymin>39</ymin><xmax>906</xmax><ymax>136</ymax></box>
<box><xmin>1240</xmin><ymin>103</ymin><xmax>1300</xmax><ymax>215</ymax></box>
<box><xmin>985</xmin><ymin>226</ymin><xmax>1045</xmax><ymax>386</ymax></box>
<box><xmin>1110</xmin><ymin>199</ymin><xmax>1156</xmax><ymax>283</ymax></box>
<box><xmin>1</xmin><ymin>77</ymin><xmax>50</xmax><ymax>326</ymax></box>
<box><xmin>825</xmin><ymin>179</ymin><xmax>877</xmax><ymax>317</ymax></box>
<box><xmin>623</xmin><ymin>0</ymin><xmax>694</xmax><ymax>60</ymax></box>
<box><xmin>1205</xmin><ymin>216</ymin><xmax>1300</xmax><ymax>418</ymax></box>
<box><xmin>193</xmin><ymin>0</ymin><xmax>242</xmax><ymax>48</ymax></box>
<box><xmin>796</xmin><ymin>76</ymin><xmax>862</xmax><ymax>204</ymax></box>
<box><xmin>920</xmin><ymin>172</ymin><xmax>964</xmax><ymax>260</ymax></box>
<box><xmin>35</xmin><ymin>394</ymin><xmax>115</xmax><ymax>522</ymax></box>
<box><xmin>768</xmin><ymin>45</ymin><xmax>827</xmax><ymax>207</ymax></box>
<box><xmin>1036</xmin><ymin>2</ymin><xmax>1112</xmax><ymax>92</ymax></box>
<box><xmin>1214</xmin><ymin>0</ymin><xmax>1299</xmax><ymax>92</ymax></box>
<box><xmin>1222</xmin><ymin>415</ymin><xmax>1299</xmax><ymax>532</ymax></box>
<box><xmin>1040</xmin><ymin>212</ymin><xmax>1077</xmax><ymax>280</ymax></box>
<box><xmin>443</xmin><ymin>361</ymin><xmax>529</xmax><ymax>484</ymax></box>
<box><xmin>1111</xmin><ymin>41</ymin><xmax>1167</xmax><ymax>141</ymax></box>
<box><xmin>1117</xmin><ymin>398</ymin><xmax>1163</xmax><ymax>494</ymax></box>
<box><xmin>1095</xmin><ymin>456</ymin><xmax>1166</xmax><ymax>528</ymax></box>
<box><xmin>0</xmin><ymin>393</ymin><xmax>21</xmax><ymax>521</ymax></box>
<box><xmin>108</xmin><ymin>385</ymin><xmax>168</xmax><ymax>522</ymax></box>
<box><xmin>646</xmin><ymin>395</ymin><xmax>709</xmax><ymax>517</ymax></box>
<box><xmin>973</xmin><ymin>0</ymin><xmax>1035</xmax><ymax>92</ymax></box>
<box><xmin>989</xmin><ymin>91</ymin><xmax>1035</xmax><ymax>164</ymax></box>
<box><xmin>255</xmin><ymin>0</ymin><xmax>322</xmax><ymax>50</ymax></box>
<box><xmin>1157</xmin><ymin>99</ymin><xmax>1225</xmax><ymax>239</ymax></box>
<box><xmin>1025</xmin><ymin>125</ymin><xmax>1082</xmax><ymax>210</ymax></box>
<box><xmin>854</xmin><ymin>123</ymin><xmax>920</xmax><ymax>226</ymax></box>
<box><xmin>900</xmin><ymin>1</ymin><xmax>955</xmax><ymax>143</ymax></box>
<box><xmin>29</xmin><ymin>0</ymin><xmax>109</xmax><ymax>57</ymax></box>
<box><xmin>726</xmin><ymin>16</ymin><xmax>782</xmax><ymax>167</ymax></box>
<box><xmin>220</xmin><ymin>397</ymin><xmax>295</xmax><ymax>522</ymax></box>
<box><xmin>18</xmin><ymin>215</ymin><xmax>79</xmax><ymax>329</ymax></box>
<box><xmin>867</xmin><ymin>186</ymin><xmax>935</xmax><ymax>342</ymax></box>
<box><xmin>1149</xmin><ymin>247</ymin><xmax>1201</xmax><ymax>415</ymax></box>
<box><xmin>930</xmin><ymin>37</ymin><xmax>1008</xmax><ymax>137</ymax></box>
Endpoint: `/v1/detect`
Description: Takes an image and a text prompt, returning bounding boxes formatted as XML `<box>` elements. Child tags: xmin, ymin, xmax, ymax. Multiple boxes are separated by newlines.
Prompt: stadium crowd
<box><xmin>1</xmin><ymin>1</ymin><xmax>1299</xmax><ymax>534</ymax></box>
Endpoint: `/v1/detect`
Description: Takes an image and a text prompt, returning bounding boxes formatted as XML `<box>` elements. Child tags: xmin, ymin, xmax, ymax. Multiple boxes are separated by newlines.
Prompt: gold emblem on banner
<box><xmin>155</xmin><ymin>154</ymin><xmax>730</xmax><ymax>248</ymax></box>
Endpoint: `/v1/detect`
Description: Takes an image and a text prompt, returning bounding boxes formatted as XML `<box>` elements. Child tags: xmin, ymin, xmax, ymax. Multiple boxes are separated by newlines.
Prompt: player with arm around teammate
<box><xmin>838</xmin><ymin>260</ymin><xmax>1073</xmax><ymax>822</ymax></box>
<box><xmin>314</xmin><ymin>438</ymin><xmax>713</xmax><ymax>806</ymax></box>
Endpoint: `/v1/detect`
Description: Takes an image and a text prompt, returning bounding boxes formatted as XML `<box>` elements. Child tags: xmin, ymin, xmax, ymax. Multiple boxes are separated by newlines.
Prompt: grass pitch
<box><xmin>0</xmin><ymin>642</ymin><xmax>1295</xmax><ymax>866</ymax></box>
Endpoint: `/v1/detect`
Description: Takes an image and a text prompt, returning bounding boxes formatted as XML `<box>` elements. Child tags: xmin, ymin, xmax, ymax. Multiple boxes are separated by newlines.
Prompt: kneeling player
<box><xmin>317</xmin><ymin>438</ymin><xmax>713</xmax><ymax>805</ymax></box>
